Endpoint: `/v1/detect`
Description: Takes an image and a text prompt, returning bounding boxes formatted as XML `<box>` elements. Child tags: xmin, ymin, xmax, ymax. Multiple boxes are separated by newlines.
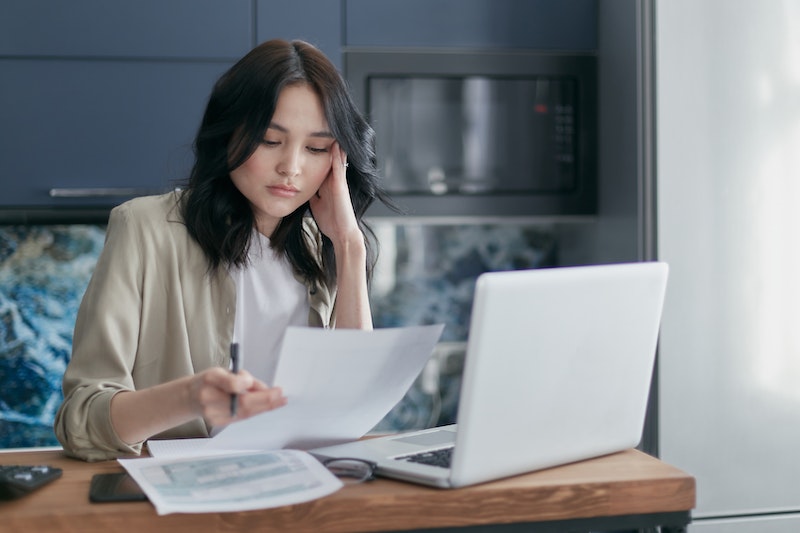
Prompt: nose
<box><xmin>276</xmin><ymin>146</ymin><xmax>301</xmax><ymax>177</ymax></box>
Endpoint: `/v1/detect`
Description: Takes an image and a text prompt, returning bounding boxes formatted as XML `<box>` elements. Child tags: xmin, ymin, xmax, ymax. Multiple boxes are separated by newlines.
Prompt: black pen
<box><xmin>230</xmin><ymin>342</ymin><xmax>240</xmax><ymax>417</ymax></box>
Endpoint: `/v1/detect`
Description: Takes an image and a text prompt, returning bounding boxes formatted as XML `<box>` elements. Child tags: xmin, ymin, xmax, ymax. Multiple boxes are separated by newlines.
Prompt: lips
<box><xmin>268</xmin><ymin>184</ymin><xmax>299</xmax><ymax>198</ymax></box>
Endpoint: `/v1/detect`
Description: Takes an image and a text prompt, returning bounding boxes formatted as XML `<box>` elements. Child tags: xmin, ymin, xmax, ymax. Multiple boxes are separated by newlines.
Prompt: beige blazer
<box><xmin>54</xmin><ymin>192</ymin><xmax>336</xmax><ymax>461</ymax></box>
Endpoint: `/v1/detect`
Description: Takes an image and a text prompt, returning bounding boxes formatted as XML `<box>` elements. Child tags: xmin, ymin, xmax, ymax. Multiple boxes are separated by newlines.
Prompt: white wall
<box><xmin>657</xmin><ymin>0</ymin><xmax>800</xmax><ymax>529</ymax></box>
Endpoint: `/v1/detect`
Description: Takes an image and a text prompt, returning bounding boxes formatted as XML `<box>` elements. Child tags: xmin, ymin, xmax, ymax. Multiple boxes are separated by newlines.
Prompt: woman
<box><xmin>54</xmin><ymin>39</ymin><xmax>391</xmax><ymax>461</ymax></box>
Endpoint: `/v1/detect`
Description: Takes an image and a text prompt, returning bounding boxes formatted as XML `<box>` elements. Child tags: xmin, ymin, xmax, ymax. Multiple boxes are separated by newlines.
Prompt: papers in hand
<box><xmin>119</xmin><ymin>450</ymin><xmax>342</xmax><ymax>515</ymax></box>
<box><xmin>147</xmin><ymin>324</ymin><xmax>445</xmax><ymax>459</ymax></box>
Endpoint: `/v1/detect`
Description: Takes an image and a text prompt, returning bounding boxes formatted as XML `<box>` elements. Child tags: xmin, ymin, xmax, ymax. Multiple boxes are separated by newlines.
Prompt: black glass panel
<box><xmin>369</xmin><ymin>76</ymin><xmax>578</xmax><ymax>195</ymax></box>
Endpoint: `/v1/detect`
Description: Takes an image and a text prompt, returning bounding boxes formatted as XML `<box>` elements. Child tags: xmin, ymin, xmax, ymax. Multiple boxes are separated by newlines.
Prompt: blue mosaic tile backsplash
<box><xmin>0</xmin><ymin>222</ymin><xmax>556</xmax><ymax>448</ymax></box>
<box><xmin>0</xmin><ymin>225</ymin><xmax>106</xmax><ymax>448</ymax></box>
<box><xmin>370</xmin><ymin>223</ymin><xmax>556</xmax><ymax>432</ymax></box>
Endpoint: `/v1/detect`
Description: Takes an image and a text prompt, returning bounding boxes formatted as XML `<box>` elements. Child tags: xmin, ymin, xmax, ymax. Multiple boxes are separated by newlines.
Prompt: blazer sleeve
<box><xmin>54</xmin><ymin>203</ymin><xmax>146</xmax><ymax>461</ymax></box>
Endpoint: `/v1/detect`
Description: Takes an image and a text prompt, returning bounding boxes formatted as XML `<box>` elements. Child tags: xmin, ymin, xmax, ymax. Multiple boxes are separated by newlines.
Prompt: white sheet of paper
<box><xmin>147</xmin><ymin>324</ymin><xmax>444</xmax><ymax>458</ymax></box>
<box><xmin>119</xmin><ymin>450</ymin><xmax>342</xmax><ymax>515</ymax></box>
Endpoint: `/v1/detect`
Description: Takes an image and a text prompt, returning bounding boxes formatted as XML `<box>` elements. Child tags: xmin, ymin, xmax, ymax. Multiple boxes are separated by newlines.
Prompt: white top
<box><xmin>232</xmin><ymin>232</ymin><xmax>310</xmax><ymax>386</ymax></box>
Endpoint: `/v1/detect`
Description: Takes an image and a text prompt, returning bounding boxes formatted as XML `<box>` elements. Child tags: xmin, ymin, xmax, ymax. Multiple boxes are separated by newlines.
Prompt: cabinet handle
<box><xmin>48</xmin><ymin>187</ymin><xmax>168</xmax><ymax>198</ymax></box>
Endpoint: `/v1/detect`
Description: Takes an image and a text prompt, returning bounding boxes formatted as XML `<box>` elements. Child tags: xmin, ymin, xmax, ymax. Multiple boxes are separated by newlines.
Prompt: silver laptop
<box><xmin>311</xmin><ymin>262</ymin><xmax>669</xmax><ymax>488</ymax></box>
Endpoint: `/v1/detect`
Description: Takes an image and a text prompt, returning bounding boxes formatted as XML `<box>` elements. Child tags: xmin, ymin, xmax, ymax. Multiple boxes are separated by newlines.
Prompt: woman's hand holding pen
<box><xmin>109</xmin><ymin>367</ymin><xmax>287</xmax><ymax>446</ymax></box>
<box><xmin>189</xmin><ymin>367</ymin><xmax>287</xmax><ymax>427</ymax></box>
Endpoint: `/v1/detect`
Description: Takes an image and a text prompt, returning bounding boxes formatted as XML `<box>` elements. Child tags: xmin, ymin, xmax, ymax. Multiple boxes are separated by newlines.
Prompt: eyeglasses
<box><xmin>321</xmin><ymin>457</ymin><xmax>377</xmax><ymax>485</ymax></box>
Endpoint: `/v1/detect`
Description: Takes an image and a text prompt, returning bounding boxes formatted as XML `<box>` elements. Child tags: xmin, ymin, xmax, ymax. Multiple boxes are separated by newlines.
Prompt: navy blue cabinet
<box><xmin>345</xmin><ymin>0</ymin><xmax>596</xmax><ymax>50</ymax></box>
<box><xmin>0</xmin><ymin>0</ymin><xmax>595</xmax><ymax>212</ymax></box>
<box><xmin>1</xmin><ymin>59</ymin><xmax>229</xmax><ymax>208</ymax></box>
<box><xmin>0</xmin><ymin>0</ymin><xmax>253</xmax><ymax>210</ymax></box>
<box><xmin>0</xmin><ymin>0</ymin><xmax>252</xmax><ymax>59</ymax></box>
<box><xmin>256</xmin><ymin>0</ymin><xmax>343</xmax><ymax>70</ymax></box>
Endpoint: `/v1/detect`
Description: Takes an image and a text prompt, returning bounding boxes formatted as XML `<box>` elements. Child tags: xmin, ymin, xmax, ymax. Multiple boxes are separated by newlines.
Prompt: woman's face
<box><xmin>230</xmin><ymin>83</ymin><xmax>335</xmax><ymax>236</ymax></box>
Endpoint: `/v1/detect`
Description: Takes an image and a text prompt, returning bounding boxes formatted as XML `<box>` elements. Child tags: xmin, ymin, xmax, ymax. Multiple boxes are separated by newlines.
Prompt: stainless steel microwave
<box><xmin>345</xmin><ymin>49</ymin><xmax>597</xmax><ymax>218</ymax></box>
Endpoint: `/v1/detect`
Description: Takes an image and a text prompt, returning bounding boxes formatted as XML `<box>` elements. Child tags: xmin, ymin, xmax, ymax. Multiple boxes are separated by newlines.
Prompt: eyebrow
<box><xmin>268</xmin><ymin>121</ymin><xmax>334</xmax><ymax>139</ymax></box>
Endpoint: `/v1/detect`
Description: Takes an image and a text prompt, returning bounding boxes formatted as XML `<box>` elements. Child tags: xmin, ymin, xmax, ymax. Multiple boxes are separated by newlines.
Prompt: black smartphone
<box><xmin>89</xmin><ymin>472</ymin><xmax>148</xmax><ymax>503</ymax></box>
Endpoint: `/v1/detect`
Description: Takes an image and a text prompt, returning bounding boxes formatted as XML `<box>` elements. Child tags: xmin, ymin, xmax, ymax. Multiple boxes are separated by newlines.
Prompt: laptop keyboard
<box><xmin>396</xmin><ymin>447</ymin><xmax>454</xmax><ymax>469</ymax></box>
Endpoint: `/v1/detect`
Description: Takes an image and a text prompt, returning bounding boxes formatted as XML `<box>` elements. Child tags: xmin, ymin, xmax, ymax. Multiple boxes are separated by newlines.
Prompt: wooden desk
<box><xmin>0</xmin><ymin>448</ymin><xmax>694</xmax><ymax>533</ymax></box>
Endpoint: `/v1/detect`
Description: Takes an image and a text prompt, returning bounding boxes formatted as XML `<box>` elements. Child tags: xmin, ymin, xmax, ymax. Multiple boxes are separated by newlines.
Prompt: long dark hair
<box><xmin>180</xmin><ymin>39</ymin><xmax>391</xmax><ymax>289</ymax></box>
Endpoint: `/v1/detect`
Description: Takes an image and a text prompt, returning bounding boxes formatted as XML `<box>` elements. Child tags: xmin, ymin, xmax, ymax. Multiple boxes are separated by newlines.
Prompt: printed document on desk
<box><xmin>119</xmin><ymin>450</ymin><xmax>342</xmax><ymax>515</ymax></box>
<box><xmin>148</xmin><ymin>324</ymin><xmax>444</xmax><ymax>458</ymax></box>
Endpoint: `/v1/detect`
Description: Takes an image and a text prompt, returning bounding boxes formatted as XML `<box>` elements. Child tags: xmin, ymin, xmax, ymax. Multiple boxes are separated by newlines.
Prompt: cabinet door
<box><xmin>0</xmin><ymin>59</ymin><xmax>230</xmax><ymax>207</ymax></box>
<box><xmin>0</xmin><ymin>0</ymin><xmax>251</xmax><ymax>58</ymax></box>
<box><xmin>345</xmin><ymin>0</ymin><xmax>596</xmax><ymax>50</ymax></box>
<box><xmin>0</xmin><ymin>0</ymin><xmax>251</xmax><ymax>209</ymax></box>
<box><xmin>256</xmin><ymin>0</ymin><xmax>343</xmax><ymax>70</ymax></box>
